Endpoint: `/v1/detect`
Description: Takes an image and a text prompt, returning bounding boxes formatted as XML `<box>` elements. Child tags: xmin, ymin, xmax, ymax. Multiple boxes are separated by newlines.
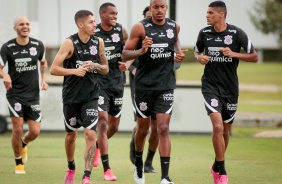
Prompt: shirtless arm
<box><xmin>174</xmin><ymin>23</ymin><xmax>188</xmax><ymax>63</ymax></box>
<box><xmin>121</xmin><ymin>22</ymin><xmax>152</xmax><ymax>61</ymax></box>
<box><xmin>50</xmin><ymin>38</ymin><xmax>88</xmax><ymax>77</ymax></box>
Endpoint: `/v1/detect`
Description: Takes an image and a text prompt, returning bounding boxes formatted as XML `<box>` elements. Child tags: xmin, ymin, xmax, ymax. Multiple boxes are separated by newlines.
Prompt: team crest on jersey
<box><xmin>111</xmin><ymin>33</ymin><xmax>120</xmax><ymax>43</ymax></box>
<box><xmin>211</xmin><ymin>98</ymin><xmax>218</xmax><ymax>107</ymax></box>
<box><xmin>98</xmin><ymin>96</ymin><xmax>105</xmax><ymax>105</ymax></box>
<box><xmin>29</xmin><ymin>47</ymin><xmax>37</xmax><ymax>56</ymax></box>
<box><xmin>14</xmin><ymin>102</ymin><xmax>22</xmax><ymax>112</ymax></box>
<box><xmin>89</xmin><ymin>45</ymin><xmax>97</xmax><ymax>55</ymax></box>
<box><xmin>69</xmin><ymin>117</ymin><xmax>77</xmax><ymax>126</ymax></box>
<box><xmin>224</xmin><ymin>35</ymin><xmax>233</xmax><ymax>45</ymax></box>
<box><xmin>166</xmin><ymin>29</ymin><xmax>174</xmax><ymax>39</ymax></box>
<box><xmin>139</xmin><ymin>102</ymin><xmax>148</xmax><ymax>111</ymax></box>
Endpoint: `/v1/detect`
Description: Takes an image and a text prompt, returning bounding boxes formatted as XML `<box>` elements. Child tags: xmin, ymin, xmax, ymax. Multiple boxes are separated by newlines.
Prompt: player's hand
<box><xmin>118</xmin><ymin>61</ymin><xmax>129</xmax><ymax>72</ymax></box>
<box><xmin>141</xmin><ymin>36</ymin><xmax>153</xmax><ymax>55</ymax></box>
<box><xmin>174</xmin><ymin>49</ymin><xmax>188</xmax><ymax>62</ymax></box>
<box><xmin>3</xmin><ymin>74</ymin><xmax>12</xmax><ymax>90</ymax></box>
<box><xmin>83</xmin><ymin>61</ymin><xmax>93</xmax><ymax>72</ymax></box>
<box><xmin>75</xmin><ymin>65</ymin><xmax>88</xmax><ymax>77</ymax></box>
<box><xmin>197</xmin><ymin>55</ymin><xmax>211</xmax><ymax>65</ymax></box>
<box><xmin>220</xmin><ymin>47</ymin><xmax>234</xmax><ymax>58</ymax></box>
<box><xmin>41</xmin><ymin>82</ymin><xmax>49</xmax><ymax>91</ymax></box>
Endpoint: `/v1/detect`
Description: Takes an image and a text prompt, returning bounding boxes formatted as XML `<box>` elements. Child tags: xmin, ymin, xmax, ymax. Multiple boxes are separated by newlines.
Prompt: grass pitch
<box><xmin>0</xmin><ymin>131</ymin><xmax>282</xmax><ymax>184</ymax></box>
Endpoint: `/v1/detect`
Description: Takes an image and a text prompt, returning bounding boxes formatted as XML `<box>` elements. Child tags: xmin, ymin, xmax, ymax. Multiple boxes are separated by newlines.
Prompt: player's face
<box><xmin>206</xmin><ymin>7</ymin><xmax>224</xmax><ymax>25</ymax></box>
<box><xmin>14</xmin><ymin>17</ymin><xmax>30</xmax><ymax>38</ymax></box>
<box><xmin>145</xmin><ymin>11</ymin><xmax>152</xmax><ymax>19</ymax></box>
<box><xmin>81</xmin><ymin>15</ymin><xmax>97</xmax><ymax>36</ymax></box>
<box><xmin>150</xmin><ymin>0</ymin><xmax>168</xmax><ymax>22</ymax></box>
<box><xmin>101</xmin><ymin>6</ymin><xmax>118</xmax><ymax>27</ymax></box>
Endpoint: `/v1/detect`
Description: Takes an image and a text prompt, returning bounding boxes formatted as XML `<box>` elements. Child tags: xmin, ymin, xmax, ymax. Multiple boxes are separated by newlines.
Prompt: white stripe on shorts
<box><xmin>64</xmin><ymin>118</ymin><xmax>77</xmax><ymax>131</ymax></box>
<box><xmin>87</xmin><ymin>118</ymin><xmax>98</xmax><ymax>129</ymax></box>
<box><xmin>204</xmin><ymin>99</ymin><xmax>218</xmax><ymax>113</ymax></box>
<box><xmin>134</xmin><ymin>99</ymin><xmax>148</xmax><ymax>118</ymax></box>
<box><xmin>6</xmin><ymin>99</ymin><xmax>19</xmax><ymax>117</ymax></box>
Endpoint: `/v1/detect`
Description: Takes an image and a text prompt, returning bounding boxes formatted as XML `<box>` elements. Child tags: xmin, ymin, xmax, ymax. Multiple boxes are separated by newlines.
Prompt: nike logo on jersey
<box><xmin>13</xmin><ymin>52</ymin><xmax>19</xmax><ymax>55</ymax></box>
<box><xmin>207</xmin><ymin>38</ymin><xmax>213</xmax><ymax>41</ymax></box>
<box><xmin>78</xmin><ymin>50</ymin><xmax>83</xmax><ymax>53</ymax></box>
<box><xmin>151</xmin><ymin>33</ymin><xmax>157</xmax><ymax>35</ymax></box>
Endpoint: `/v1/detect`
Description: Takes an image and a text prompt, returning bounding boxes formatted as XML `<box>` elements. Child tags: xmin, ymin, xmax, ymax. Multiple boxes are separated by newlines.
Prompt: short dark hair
<box><xmin>142</xmin><ymin>6</ymin><xmax>150</xmax><ymax>17</ymax></box>
<box><xmin>74</xmin><ymin>10</ymin><xmax>93</xmax><ymax>24</ymax></box>
<box><xmin>208</xmin><ymin>1</ymin><xmax>227</xmax><ymax>17</ymax></box>
<box><xmin>99</xmin><ymin>2</ymin><xmax>116</xmax><ymax>12</ymax></box>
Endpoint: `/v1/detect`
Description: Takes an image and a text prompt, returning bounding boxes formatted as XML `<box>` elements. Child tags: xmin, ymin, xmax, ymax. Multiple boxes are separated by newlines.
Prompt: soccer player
<box><xmin>50</xmin><ymin>10</ymin><xmax>109</xmax><ymax>184</ymax></box>
<box><xmin>122</xmin><ymin>0</ymin><xmax>187</xmax><ymax>183</ymax></box>
<box><xmin>129</xmin><ymin>6</ymin><xmax>158</xmax><ymax>173</ymax></box>
<box><xmin>194</xmin><ymin>1</ymin><xmax>258</xmax><ymax>184</ymax></box>
<box><xmin>0</xmin><ymin>16</ymin><xmax>48</xmax><ymax>174</ymax></box>
<box><xmin>92</xmin><ymin>2</ymin><xmax>131</xmax><ymax>181</ymax></box>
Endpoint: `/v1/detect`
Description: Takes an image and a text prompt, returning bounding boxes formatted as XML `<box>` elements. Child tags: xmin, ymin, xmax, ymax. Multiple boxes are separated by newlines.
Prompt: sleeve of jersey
<box><xmin>237</xmin><ymin>28</ymin><xmax>255</xmax><ymax>54</ymax></box>
<box><xmin>194</xmin><ymin>30</ymin><xmax>205</xmax><ymax>53</ymax></box>
<box><xmin>0</xmin><ymin>44</ymin><xmax>8</xmax><ymax>66</ymax></box>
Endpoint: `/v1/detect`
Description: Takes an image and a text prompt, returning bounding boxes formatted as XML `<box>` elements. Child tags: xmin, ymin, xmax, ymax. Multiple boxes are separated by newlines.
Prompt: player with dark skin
<box><xmin>122</xmin><ymin>0</ymin><xmax>187</xmax><ymax>183</ymax></box>
<box><xmin>129</xmin><ymin>6</ymin><xmax>158</xmax><ymax>174</ymax></box>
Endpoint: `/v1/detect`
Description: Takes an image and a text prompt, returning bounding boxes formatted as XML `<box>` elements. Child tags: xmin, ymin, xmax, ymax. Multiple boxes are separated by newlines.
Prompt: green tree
<box><xmin>249</xmin><ymin>0</ymin><xmax>282</xmax><ymax>46</ymax></box>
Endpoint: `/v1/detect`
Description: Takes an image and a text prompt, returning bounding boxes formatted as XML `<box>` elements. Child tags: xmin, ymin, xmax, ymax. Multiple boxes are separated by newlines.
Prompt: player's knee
<box><xmin>157</xmin><ymin>124</ymin><xmax>169</xmax><ymax>137</ymax></box>
<box><xmin>213</xmin><ymin>124</ymin><xmax>224</xmax><ymax>134</ymax></box>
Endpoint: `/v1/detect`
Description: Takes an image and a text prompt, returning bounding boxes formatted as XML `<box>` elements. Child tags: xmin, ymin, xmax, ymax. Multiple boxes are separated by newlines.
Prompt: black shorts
<box><xmin>6</xmin><ymin>97</ymin><xmax>41</xmax><ymax>122</ymax></box>
<box><xmin>63</xmin><ymin>99</ymin><xmax>98</xmax><ymax>132</ymax></box>
<box><xmin>203</xmin><ymin>93</ymin><xmax>238</xmax><ymax>124</ymax></box>
<box><xmin>134</xmin><ymin>89</ymin><xmax>174</xmax><ymax>118</ymax></box>
<box><xmin>98</xmin><ymin>88</ymin><xmax>124</xmax><ymax>117</ymax></box>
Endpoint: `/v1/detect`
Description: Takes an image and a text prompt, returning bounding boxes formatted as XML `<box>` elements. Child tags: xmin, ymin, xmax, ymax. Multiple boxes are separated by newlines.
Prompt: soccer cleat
<box><xmin>219</xmin><ymin>175</ymin><xmax>228</xmax><ymax>184</ymax></box>
<box><xmin>134</xmin><ymin>166</ymin><xmax>145</xmax><ymax>184</ymax></box>
<box><xmin>104</xmin><ymin>169</ymin><xmax>117</xmax><ymax>181</ymax></box>
<box><xmin>22</xmin><ymin>147</ymin><xmax>28</xmax><ymax>164</ymax></box>
<box><xmin>64</xmin><ymin>169</ymin><xmax>75</xmax><ymax>184</ymax></box>
<box><xmin>210</xmin><ymin>166</ymin><xmax>220</xmax><ymax>184</ymax></box>
<box><xmin>15</xmin><ymin>164</ymin><xmax>25</xmax><ymax>174</ymax></box>
<box><xmin>93</xmin><ymin>148</ymin><xmax>100</xmax><ymax>167</ymax></box>
<box><xmin>160</xmin><ymin>176</ymin><xmax>174</xmax><ymax>184</ymax></box>
<box><xmin>130</xmin><ymin>138</ymin><xmax>136</xmax><ymax>165</ymax></box>
<box><xmin>144</xmin><ymin>164</ymin><xmax>157</xmax><ymax>173</ymax></box>
<box><xmin>82</xmin><ymin>176</ymin><xmax>92</xmax><ymax>184</ymax></box>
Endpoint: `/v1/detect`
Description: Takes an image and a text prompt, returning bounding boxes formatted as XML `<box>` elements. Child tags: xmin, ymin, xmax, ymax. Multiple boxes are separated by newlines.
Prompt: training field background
<box><xmin>0</xmin><ymin>130</ymin><xmax>282</xmax><ymax>184</ymax></box>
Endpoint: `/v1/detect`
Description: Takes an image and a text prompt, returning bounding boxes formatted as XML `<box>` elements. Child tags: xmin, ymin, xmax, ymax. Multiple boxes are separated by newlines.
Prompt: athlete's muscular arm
<box><xmin>40</xmin><ymin>59</ymin><xmax>49</xmax><ymax>90</ymax></box>
<box><xmin>85</xmin><ymin>37</ymin><xmax>109</xmax><ymax>75</ymax></box>
<box><xmin>194</xmin><ymin>51</ymin><xmax>211</xmax><ymax>65</ymax></box>
<box><xmin>119</xmin><ymin>26</ymin><xmax>134</xmax><ymax>71</ymax></box>
<box><xmin>0</xmin><ymin>65</ymin><xmax>12</xmax><ymax>90</ymax></box>
<box><xmin>50</xmin><ymin>38</ymin><xmax>88</xmax><ymax>77</ymax></box>
<box><xmin>174</xmin><ymin>23</ymin><xmax>188</xmax><ymax>63</ymax></box>
<box><xmin>121</xmin><ymin>22</ymin><xmax>152</xmax><ymax>61</ymax></box>
<box><xmin>220</xmin><ymin>48</ymin><xmax>258</xmax><ymax>63</ymax></box>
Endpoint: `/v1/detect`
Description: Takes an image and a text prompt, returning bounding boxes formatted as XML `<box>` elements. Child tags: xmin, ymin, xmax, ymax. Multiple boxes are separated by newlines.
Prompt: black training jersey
<box><xmin>62</xmin><ymin>33</ymin><xmax>100</xmax><ymax>104</ymax></box>
<box><xmin>194</xmin><ymin>24</ymin><xmax>255</xmax><ymax>98</ymax></box>
<box><xmin>0</xmin><ymin>37</ymin><xmax>45</xmax><ymax>100</ymax></box>
<box><xmin>136</xmin><ymin>17</ymin><xmax>177</xmax><ymax>90</ymax></box>
<box><xmin>95</xmin><ymin>23</ymin><xmax>125</xmax><ymax>89</ymax></box>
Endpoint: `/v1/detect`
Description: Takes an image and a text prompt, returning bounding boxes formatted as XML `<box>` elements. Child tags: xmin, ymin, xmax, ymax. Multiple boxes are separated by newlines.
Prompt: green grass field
<box><xmin>0</xmin><ymin>131</ymin><xmax>282</xmax><ymax>184</ymax></box>
<box><xmin>175</xmin><ymin>62</ymin><xmax>282</xmax><ymax>113</ymax></box>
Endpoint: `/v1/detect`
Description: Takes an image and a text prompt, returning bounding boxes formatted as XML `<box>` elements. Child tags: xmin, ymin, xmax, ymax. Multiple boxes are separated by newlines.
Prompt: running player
<box><xmin>194</xmin><ymin>1</ymin><xmax>258</xmax><ymax>184</ymax></box>
<box><xmin>129</xmin><ymin>6</ymin><xmax>157</xmax><ymax>174</ymax></box>
<box><xmin>122</xmin><ymin>0</ymin><xmax>187</xmax><ymax>183</ymax></box>
<box><xmin>50</xmin><ymin>10</ymin><xmax>109</xmax><ymax>184</ymax></box>
<box><xmin>0</xmin><ymin>16</ymin><xmax>48</xmax><ymax>174</ymax></box>
<box><xmin>92</xmin><ymin>2</ymin><xmax>131</xmax><ymax>181</ymax></box>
